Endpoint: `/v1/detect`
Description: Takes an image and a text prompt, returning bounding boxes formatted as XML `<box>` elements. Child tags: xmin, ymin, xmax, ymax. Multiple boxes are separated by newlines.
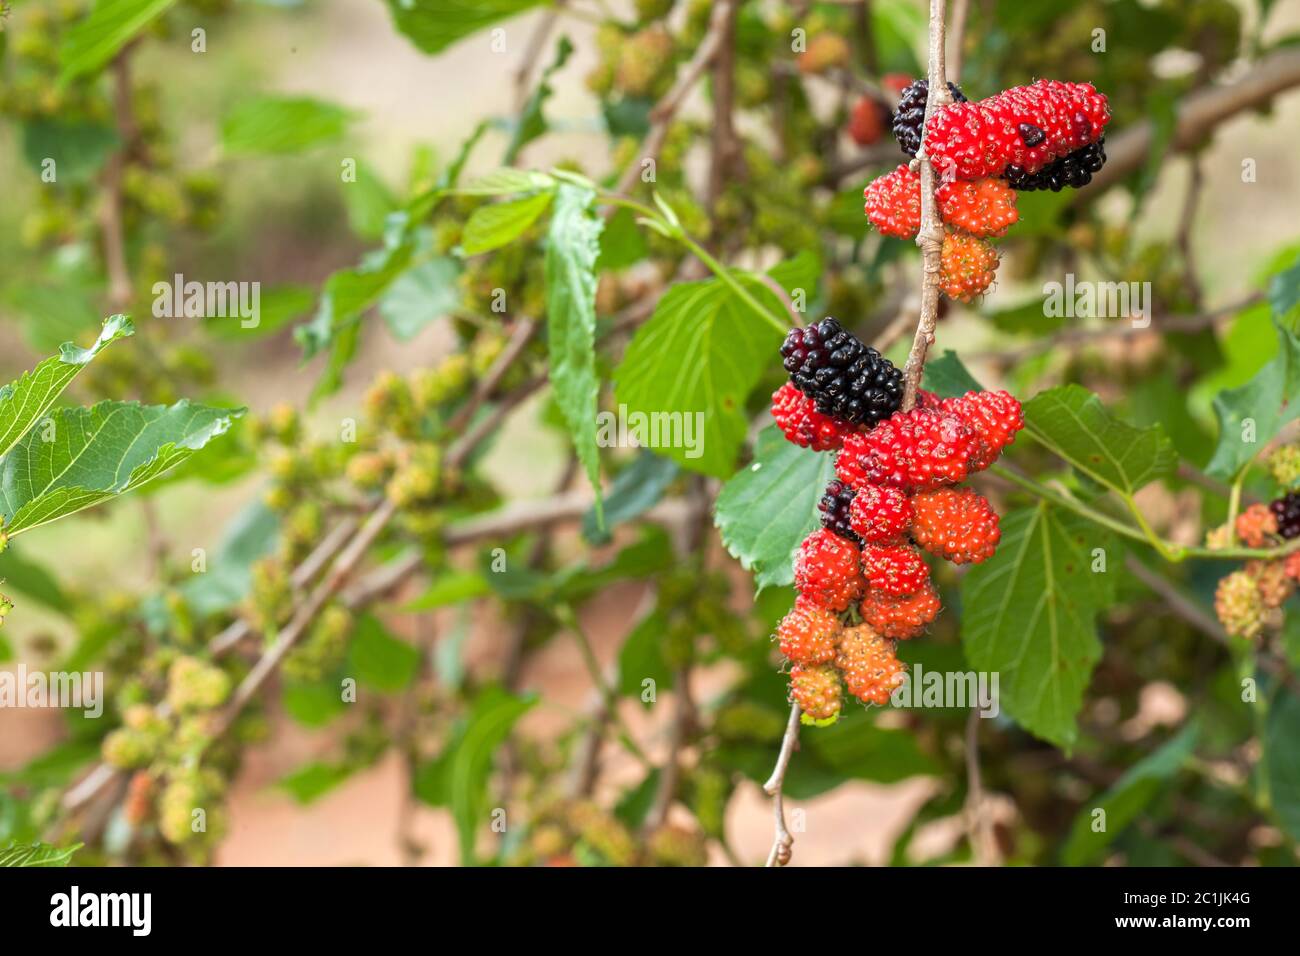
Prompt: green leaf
<box><xmin>1269</xmin><ymin>253</ymin><xmax>1300</xmax><ymax>320</ymax></box>
<box><xmin>715</xmin><ymin>425</ymin><xmax>838</xmax><ymax>590</ymax></box>
<box><xmin>348</xmin><ymin>614</ymin><xmax>420</xmax><ymax>691</ymax></box>
<box><xmin>21</xmin><ymin>119</ymin><xmax>119</xmax><ymax>182</ymax></box>
<box><xmin>206</xmin><ymin>284</ymin><xmax>316</xmax><ymax>340</ymax></box>
<box><xmin>0</xmin><ymin>399</ymin><xmax>243</xmax><ymax>537</ymax></box>
<box><xmin>384</xmin><ymin>0</ymin><xmax>543</xmax><ymax>55</ymax></box>
<box><xmin>596</xmin><ymin>207</ymin><xmax>648</xmax><ymax>272</ymax></box>
<box><xmin>282</xmin><ymin>680</ymin><xmax>347</xmax><ymax>727</ymax></box>
<box><xmin>582</xmin><ymin>452</ymin><xmax>679</xmax><ymax>544</ymax></box>
<box><xmin>1023</xmin><ymin>384</ymin><xmax>1178</xmax><ymax>495</ymax></box>
<box><xmin>617</xmin><ymin>609</ymin><xmax>673</xmax><ymax>703</ymax></box>
<box><xmin>405</xmin><ymin>570</ymin><xmax>492</xmax><ymax>610</ymax></box>
<box><xmin>1264</xmin><ymin>687</ymin><xmax>1300</xmax><ymax>842</ymax></box>
<box><xmin>961</xmin><ymin>504</ymin><xmax>1117</xmax><ymax>749</ymax></box>
<box><xmin>1205</xmin><ymin>320</ymin><xmax>1300</xmax><ymax>478</ymax></box>
<box><xmin>504</xmin><ymin>36</ymin><xmax>573</xmax><ymax>164</ymax></box>
<box><xmin>59</xmin><ymin>0</ymin><xmax>176</xmax><ymax>82</ymax></box>
<box><xmin>276</xmin><ymin>761</ymin><xmax>353</xmax><ymax>805</ymax></box>
<box><xmin>342</xmin><ymin>160</ymin><xmax>398</xmax><ymax>241</ymax></box>
<box><xmin>461</xmin><ymin>191</ymin><xmax>553</xmax><ymax>256</ymax></box>
<box><xmin>0</xmin><ymin>841</ymin><xmax>83</xmax><ymax>867</ymax></box>
<box><xmin>456</xmin><ymin>168</ymin><xmax>555</xmax><ymax>196</ymax></box>
<box><xmin>922</xmin><ymin>349</ymin><xmax>984</xmax><ymax>398</ymax></box>
<box><xmin>0</xmin><ymin>548</ymin><xmax>68</xmax><ymax>613</ymax></box>
<box><xmin>1061</xmin><ymin>722</ymin><xmax>1199</xmax><ymax>865</ymax></box>
<box><xmin>379</xmin><ymin>257</ymin><xmax>461</xmax><ymax>340</ymax></box>
<box><xmin>178</xmin><ymin>499</ymin><xmax>279</xmax><ymax>617</ymax></box>
<box><xmin>545</xmin><ymin>184</ymin><xmax>605</xmax><ymax>522</ymax></box>
<box><xmin>614</xmin><ymin>264</ymin><xmax>795</xmax><ymax>478</ymax></box>
<box><xmin>0</xmin><ymin>315</ymin><xmax>133</xmax><ymax>461</ymax></box>
<box><xmin>221</xmin><ymin>95</ymin><xmax>355</xmax><ymax>155</ymax></box>
<box><xmin>418</xmin><ymin>686</ymin><xmax>537</xmax><ymax>864</ymax></box>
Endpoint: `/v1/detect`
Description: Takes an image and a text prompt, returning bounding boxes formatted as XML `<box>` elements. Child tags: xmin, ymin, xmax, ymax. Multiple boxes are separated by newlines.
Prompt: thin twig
<box><xmin>445</xmin><ymin>319</ymin><xmax>539</xmax><ymax>434</ymax></box>
<box><xmin>1176</xmin><ymin>157</ymin><xmax>1205</xmax><ymax>309</ymax></box>
<box><xmin>101</xmin><ymin>48</ymin><xmax>137</xmax><ymax>312</ymax></box>
<box><xmin>964</xmin><ymin>709</ymin><xmax>998</xmax><ymax>865</ymax></box>
<box><xmin>947</xmin><ymin>0</ymin><xmax>971</xmax><ymax>85</ymax></box>
<box><xmin>763</xmin><ymin>701</ymin><xmax>801</xmax><ymax>868</ymax></box>
<box><xmin>612</xmin><ymin>0</ymin><xmax>737</xmax><ymax>200</ymax></box>
<box><xmin>512</xmin><ymin>3</ymin><xmax>564</xmax><ymax>114</ymax></box>
<box><xmin>899</xmin><ymin>0</ymin><xmax>951</xmax><ymax>412</ymax></box>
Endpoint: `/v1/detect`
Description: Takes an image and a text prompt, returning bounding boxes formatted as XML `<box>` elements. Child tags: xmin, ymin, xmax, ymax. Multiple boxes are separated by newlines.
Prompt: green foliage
<box><xmin>384</xmin><ymin>0</ymin><xmax>544</xmax><ymax>56</ymax></box>
<box><xmin>715</xmin><ymin>425</ymin><xmax>837</xmax><ymax>591</ymax></box>
<box><xmin>962</xmin><ymin>505</ymin><xmax>1117</xmax><ymax>749</ymax></box>
<box><xmin>461</xmin><ymin>192</ymin><xmax>554</xmax><ymax>256</ymax></box>
<box><xmin>545</xmin><ymin>184</ymin><xmax>606</xmax><ymax>522</ymax></box>
<box><xmin>59</xmin><ymin>0</ymin><xmax>175</xmax><ymax>82</ymax></box>
<box><xmin>0</xmin><ymin>841</ymin><xmax>83</xmax><ymax>867</ymax></box>
<box><xmin>348</xmin><ymin>615</ymin><xmax>420</xmax><ymax>692</ymax></box>
<box><xmin>221</xmin><ymin>96</ymin><xmax>355</xmax><ymax>155</ymax></box>
<box><xmin>1023</xmin><ymin>385</ymin><xmax>1179</xmax><ymax>495</ymax></box>
<box><xmin>1205</xmin><ymin>320</ymin><xmax>1300</xmax><ymax>478</ymax></box>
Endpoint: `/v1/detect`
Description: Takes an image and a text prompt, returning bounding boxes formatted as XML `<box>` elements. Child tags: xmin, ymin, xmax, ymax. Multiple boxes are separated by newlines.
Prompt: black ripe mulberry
<box><xmin>818</xmin><ymin>479</ymin><xmax>860</xmax><ymax>544</ymax></box>
<box><xmin>892</xmin><ymin>79</ymin><xmax>968</xmax><ymax>158</ymax></box>
<box><xmin>780</xmin><ymin>318</ymin><xmax>904</xmax><ymax>427</ymax></box>
<box><xmin>1270</xmin><ymin>491</ymin><xmax>1300</xmax><ymax>539</ymax></box>
<box><xmin>1004</xmin><ymin>137</ymin><xmax>1107</xmax><ymax>192</ymax></box>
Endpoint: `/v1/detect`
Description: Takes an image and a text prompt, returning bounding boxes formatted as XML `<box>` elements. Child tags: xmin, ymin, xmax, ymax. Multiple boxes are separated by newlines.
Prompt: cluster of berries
<box><xmin>1209</xmin><ymin>447</ymin><xmax>1300</xmax><ymax>640</ymax></box>
<box><xmin>770</xmin><ymin>318</ymin><xmax>1025</xmax><ymax>723</ymax></box>
<box><xmin>863</xmin><ymin>78</ymin><xmax>1111</xmax><ymax>302</ymax></box>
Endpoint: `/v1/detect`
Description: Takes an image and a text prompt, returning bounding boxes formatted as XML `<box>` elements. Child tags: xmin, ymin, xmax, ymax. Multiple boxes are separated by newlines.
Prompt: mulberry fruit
<box><xmin>847</xmin><ymin>484</ymin><xmax>914</xmax><ymax>544</ymax></box>
<box><xmin>836</xmin><ymin>624</ymin><xmax>907</xmax><ymax>706</ymax></box>
<box><xmin>939</xmin><ymin>231</ymin><xmax>999</xmax><ymax>302</ymax></box>
<box><xmin>789</xmin><ymin>663</ymin><xmax>843</xmax><ymax>723</ymax></box>
<box><xmin>794</xmin><ymin>529</ymin><xmax>864</xmax><ymax>612</ymax></box>
<box><xmin>924</xmin><ymin>80</ymin><xmax>1110</xmax><ymax>181</ymax></box>
<box><xmin>892</xmin><ymin>78</ymin><xmax>968</xmax><ymax>157</ymax></box>
<box><xmin>1004</xmin><ymin>138</ymin><xmax>1107</xmax><ymax>192</ymax></box>
<box><xmin>1245</xmin><ymin>560</ymin><xmax>1293</xmax><ymax>609</ymax></box>
<box><xmin>937</xmin><ymin>178</ymin><xmax>1019</xmax><ymax>238</ymax></box>
<box><xmin>860</xmin><ymin>583</ymin><xmax>942</xmax><ymax>639</ymax></box>
<box><xmin>780</xmin><ymin>318</ymin><xmax>904</xmax><ymax>427</ymax></box>
<box><xmin>860</xmin><ymin>544</ymin><xmax>931</xmax><ymax>596</ymax></box>
<box><xmin>864</xmin><ymin>165</ymin><xmax>922</xmax><ymax>239</ymax></box>
<box><xmin>771</xmin><ymin>383</ymin><xmax>858</xmax><ymax>452</ymax></box>
<box><xmin>1237</xmin><ymin>502</ymin><xmax>1279</xmax><ymax>547</ymax></box>
<box><xmin>1269</xmin><ymin>445</ymin><xmax>1300</xmax><ymax>489</ymax></box>
<box><xmin>941</xmin><ymin>389</ymin><xmax>1024</xmax><ymax>471</ymax></box>
<box><xmin>1214</xmin><ymin>570</ymin><xmax>1263</xmax><ymax>640</ymax></box>
<box><xmin>776</xmin><ymin>598</ymin><xmax>842</xmax><ymax>664</ymax></box>
<box><xmin>911</xmin><ymin>487</ymin><xmax>1001</xmax><ymax>564</ymax></box>
<box><xmin>849</xmin><ymin>95</ymin><xmax>888</xmax><ymax>146</ymax></box>
<box><xmin>818</xmin><ymin>479</ymin><xmax>860</xmax><ymax>543</ymax></box>
<box><xmin>837</xmin><ymin>408</ymin><xmax>975</xmax><ymax>492</ymax></box>
<box><xmin>1270</xmin><ymin>492</ymin><xmax>1300</xmax><ymax>539</ymax></box>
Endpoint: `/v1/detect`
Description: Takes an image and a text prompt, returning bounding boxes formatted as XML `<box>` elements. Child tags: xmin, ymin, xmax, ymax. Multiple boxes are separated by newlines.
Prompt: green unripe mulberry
<box><xmin>165</xmin><ymin>656</ymin><xmax>232</xmax><ymax>714</ymax></box>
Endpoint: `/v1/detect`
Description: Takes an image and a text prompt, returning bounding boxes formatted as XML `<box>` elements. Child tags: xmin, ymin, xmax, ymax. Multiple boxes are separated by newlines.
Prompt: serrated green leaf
<box><xmin>1023</xmin><ymin>384</ymin><xmax>1178</xmax><ymax>495</ymax></box>
<box><xmin>545</xmin><ymin>184</ymin><xmax>605</xmax><ymax>522</ymax></box>
<box><xmin>715</xmin><ymin>425</ymin><xmax>838</xmax><ymax>590</ymax></box>
<box><xmin>0</xmin><ymin>840</ymin><xmax>83</xmax><ymax>867</ymax></box>
<box><xmin>0</xmin><ymin>315</ymin><xmax>133</xmax><ymax>461</ymax></box>
<box><xmin>614</xmin><ymin>263</ymin><xmax>797</xmax><ymax>478</ymax></box>
<box><xmin>383</xmin><ymin>0</ymin><xmax>543</xmax><ymax>56</ymax></box>
<box><xmin>617</xmin><ymin>609</ymin><xmax>673</xmax><ymax>703</ymax></box>
<box><xmin>1061</xmin><ymin>721</ymin><xmax>1199</xmax><ymax>865</ymax></box>
<box><xmin>221</xmin><ymin>95</ymin><xmax>355</xmax><ymax>155</ymax></box>
<box><xmin>1205</xmin><ymin>319</ymin><xmax>1300</xmax><ymax>478</ymax></box>
<box><xmin>0</xmin><ymin>399</ymin><xmax>243</xmax><ymax>537</ymax></box>
<box><xmin>961</xmin><ymin>504</ymin><xmax>1116</xmax><ymax>749</ymax></box>
<box><xmin>379</xmin><ymin>257</ymin><xmax>461</xmax><ymax>340</ymax></box>
<box><xmin>348</xmin><ymin>614</ymin><xmax>420</xmax><ymax>692</ymax></box>
<box><xmin>461</xmin><ymin>191</ymin><xmax>553</xmax><ymax>256</ymax></box>
<box><xmin>59</xmin><ymin>0</ymin><xmax>175</xmax><ymax>82</ymax></box>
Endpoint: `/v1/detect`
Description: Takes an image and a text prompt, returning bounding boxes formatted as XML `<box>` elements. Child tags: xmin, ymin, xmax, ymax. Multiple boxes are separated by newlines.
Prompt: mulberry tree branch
<box><xmin>899</xmin><ymin>0</ymin><xmax>952</xmax><ymax>412</ymax></box>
